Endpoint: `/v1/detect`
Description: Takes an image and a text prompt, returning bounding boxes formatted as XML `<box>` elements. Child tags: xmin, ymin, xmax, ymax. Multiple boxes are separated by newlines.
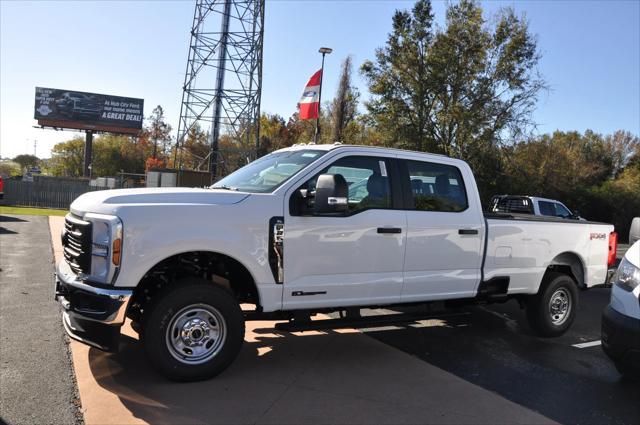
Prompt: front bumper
<box><xmin>601</xmin><ymin>305</ymin><xmax>640</xmax><ymax>374</ymax></box>
<box><xmin>55</xmin><ymin>260</ymin><xmax>132</xmax><ymax>352</ymax></box>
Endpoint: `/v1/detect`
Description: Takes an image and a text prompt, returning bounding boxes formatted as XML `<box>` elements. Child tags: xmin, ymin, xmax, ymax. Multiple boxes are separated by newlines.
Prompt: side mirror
<box><xmin>629</xmin><ymin>217</ymin><xmax>640</xmax><ymax>244</ymax></box>
<box><xmin>314</xmin><ymin>174</ymin><xmax>348</xmax><ymax>215</ymax></box>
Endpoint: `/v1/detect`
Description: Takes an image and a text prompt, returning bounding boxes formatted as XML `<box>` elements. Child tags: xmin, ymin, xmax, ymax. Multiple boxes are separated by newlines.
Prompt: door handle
<box><xmin>458</xmin><ymin>229</ymin><xmax>479</xmax><ymax>235</ymax></box>
<box><xmin>377</xmin><ymin>227</ymin><xmax>402</xmax><ymax>234</ymax></box>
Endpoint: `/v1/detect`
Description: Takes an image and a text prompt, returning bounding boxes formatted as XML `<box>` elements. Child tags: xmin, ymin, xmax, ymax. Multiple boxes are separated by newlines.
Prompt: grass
<box><xmin>0</xmin><ymin>206</ymin><xmax>67</xmax><ymax>217</ymax></box>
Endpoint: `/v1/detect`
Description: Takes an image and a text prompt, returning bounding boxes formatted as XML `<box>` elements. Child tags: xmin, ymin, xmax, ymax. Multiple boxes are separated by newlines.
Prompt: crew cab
<box><xmin>55</xmin><ymin>144</ymin><xmax>617</xmax><ymax>381</ymax></box>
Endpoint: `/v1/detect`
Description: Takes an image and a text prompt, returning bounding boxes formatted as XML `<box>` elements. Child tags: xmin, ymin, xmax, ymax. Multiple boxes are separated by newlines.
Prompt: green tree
<box><xmin>13</xmin><ymin>154</ymin><xmax>39</xmax><ymax>170</ymax></box>
<box><xmin>49</xmin><ymin>137</ymin><xmax>85</xmax><ymax>177</ymax></box>
<box><xmin>92</xmin><ymin>134</ymin><xmax>145</xmax><ymax>176</ymax></box>
<box><xmin>49</xmin><ymin>135</ymin><xmax>147</xmax><ymax>177</ymax></box>
<box><xmin>361</xmin><ymin>0</ymin><xmax>546</xmax><ymax>196</ymax></box>
<box><xmin>0</xmin><ymin>161</ymin><xmax>21</xmax><ymax>177</ymax></box>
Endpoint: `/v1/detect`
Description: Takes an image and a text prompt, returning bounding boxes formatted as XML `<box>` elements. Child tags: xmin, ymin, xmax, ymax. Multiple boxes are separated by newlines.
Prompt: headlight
<box><xmin>612</xmin><ymin>257</ymin><xmax>640</xmax><ymax>292</ymax></box>
<box><xmin>84</xmin><ymin>213</ymin><xmax>123</xmax><ymax>285</ymax></box>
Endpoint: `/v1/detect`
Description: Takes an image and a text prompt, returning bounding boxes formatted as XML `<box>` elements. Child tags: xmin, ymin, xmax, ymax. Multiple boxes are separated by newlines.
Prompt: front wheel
<box><xmin>526</xmin><ymin>272</ymin><xmax>578</xmax><ymax>337</ymax></box>
<box><xmin>142</xmin><ymin>279</ymin><xmax>245</xmax><ymax>382</ymax></box>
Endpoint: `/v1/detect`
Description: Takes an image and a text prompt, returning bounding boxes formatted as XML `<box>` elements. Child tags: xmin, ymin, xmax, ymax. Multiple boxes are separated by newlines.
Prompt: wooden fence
<box><xmin>2</xmin><ymin>179</ymin><xmax>109</xmax><ymax>210</ymax></box>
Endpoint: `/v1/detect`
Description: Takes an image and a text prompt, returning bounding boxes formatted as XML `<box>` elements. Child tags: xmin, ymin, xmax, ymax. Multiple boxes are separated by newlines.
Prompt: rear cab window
<box><xmin>404</xmin><ymin>160</ymin><xmax>468</xmax><ymax>212</ymax></box>
<box><xmin>492</xmin><ymin>197</ymin><xmax>534</xmax><ymax>214</ymax></box>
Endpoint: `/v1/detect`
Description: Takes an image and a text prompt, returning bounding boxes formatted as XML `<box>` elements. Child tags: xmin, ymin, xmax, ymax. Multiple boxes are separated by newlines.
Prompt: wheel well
<box><xmin>547</xmin><ymin>252</ymin><xmax>585</xmax><ymax>288</ymax></box>
<box><xmin>128</xmin><ymin>251</ymin><xmax>259</xmax><ymax>323</ymax></box>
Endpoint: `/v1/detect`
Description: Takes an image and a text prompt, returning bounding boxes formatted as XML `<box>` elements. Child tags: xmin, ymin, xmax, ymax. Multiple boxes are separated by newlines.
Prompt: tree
<box><xmin>49</xmin><ymin>138</ymin><xmax>85</xmax><ymax>177</ymax></box>
<box><xmin>13</xmin><ymin>154</ymin><xmax>39</xmax><ymax>170</ymax></box>
<box><xmin>258</xmin><ymin>113</ymin><xmax>293</xmax><ymax>156</ymax></box>
<box><xmin>330</xmin><ymin>56</ymin><xmax>360</xmax><ymax>143</ymax></box>
<box><xmin>0</xmin><ymin>161</ymin><xmax>21</xmax><ymax>177</ymax></box>
<box><xmin>361</xmin><ymin>0</ymin><xmax>546</xmax><ymax>195</ymax></box>
<box><xmin>180</xmin><ymin>124</ymin><xmax>210</xmax><ymax>170</ymax></box>
<box><xmin>145</xmin><ymin>105</ymin><xmax>172</xmax><ymax>159</ymax></box>
<box><xmin>49</xmin><ymin>135</ymin><xmax>147</xmax><ymax>177</ymax></box>
<box><xmin>603</xmin><ymin>130</ymin><xmax>640</xmax><ymax>178</ymax></box>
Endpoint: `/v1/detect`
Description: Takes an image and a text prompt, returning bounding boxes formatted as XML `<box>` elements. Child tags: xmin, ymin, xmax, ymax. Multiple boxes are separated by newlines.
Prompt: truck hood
<box><xmin>70</xmin><ymin>187</ymin><xmax>250</xmax><ymax>216</ymax></box>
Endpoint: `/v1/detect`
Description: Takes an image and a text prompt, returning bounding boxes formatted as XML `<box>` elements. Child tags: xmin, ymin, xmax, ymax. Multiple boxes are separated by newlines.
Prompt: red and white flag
<box><xmin>298</xmin><ymin>69</ymin><xmax>322</xmax><ymax>120</ymax></box>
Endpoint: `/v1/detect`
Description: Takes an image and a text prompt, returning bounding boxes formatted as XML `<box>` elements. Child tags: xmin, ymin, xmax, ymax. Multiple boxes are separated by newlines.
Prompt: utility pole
<box><xmin>314</xmin><ymin>47</ymin><xmax>332</xmax><ymax>144</ymax></box>
<box><xmin>84</xmin><ymin>131</ymin><xmax>93</xmax><ymax>178</ymax></box>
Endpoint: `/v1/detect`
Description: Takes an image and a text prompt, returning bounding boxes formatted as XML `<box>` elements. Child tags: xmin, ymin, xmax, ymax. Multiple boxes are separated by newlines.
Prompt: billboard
<box><xmin>34</xmin><ymin>87</ymin><xmax>144</xmax><ymax>134</ymax></box>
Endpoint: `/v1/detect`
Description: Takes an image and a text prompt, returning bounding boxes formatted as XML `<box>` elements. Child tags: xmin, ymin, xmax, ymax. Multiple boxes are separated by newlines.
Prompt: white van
<box><xmin>602</xmin><ymin>241</ymin><xmax>640</xmax><ymax>378</ymax></box>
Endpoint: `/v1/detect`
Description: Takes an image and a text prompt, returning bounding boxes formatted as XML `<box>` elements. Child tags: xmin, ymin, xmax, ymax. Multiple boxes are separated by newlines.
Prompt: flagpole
<box><xmin>315</xmin><ymin>47</ymin><xmax>332</xmax><ymax>144</ymax></box>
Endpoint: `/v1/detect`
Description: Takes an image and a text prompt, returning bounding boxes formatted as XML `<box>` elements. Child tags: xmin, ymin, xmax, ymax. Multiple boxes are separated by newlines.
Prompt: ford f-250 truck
<box><xmin>55</xmin><ymin>144</ymin><xmax>617</xmax><ymax>381</ymax></box>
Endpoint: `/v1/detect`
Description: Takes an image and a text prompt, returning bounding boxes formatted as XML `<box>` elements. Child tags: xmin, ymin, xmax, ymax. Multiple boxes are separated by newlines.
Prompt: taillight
<box><xmin>607</xmin><ymin>231</ymin><xmax>617</xmax><ymax>267</ymax></box>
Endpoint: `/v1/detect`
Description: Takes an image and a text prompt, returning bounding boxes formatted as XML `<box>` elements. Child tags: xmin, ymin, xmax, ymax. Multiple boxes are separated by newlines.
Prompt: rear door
<box><xmin>399</xmin><ymin>157</ymin><xmax>484</xmax><ymax>302</ymax></box>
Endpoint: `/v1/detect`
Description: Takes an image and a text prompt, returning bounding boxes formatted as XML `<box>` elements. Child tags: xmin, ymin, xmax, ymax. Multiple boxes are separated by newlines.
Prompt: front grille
<box><xmin>62</xmin><ymin>214</ymin><xmax>92</xmax><ymax>275</ymax></box>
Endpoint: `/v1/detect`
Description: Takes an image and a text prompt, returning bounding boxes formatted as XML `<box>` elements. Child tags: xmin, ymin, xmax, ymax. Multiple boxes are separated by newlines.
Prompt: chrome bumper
<box><xmin>55</xmin><ymin>260</ymin><xmax>133</xmax><ymax>352</ymax></box>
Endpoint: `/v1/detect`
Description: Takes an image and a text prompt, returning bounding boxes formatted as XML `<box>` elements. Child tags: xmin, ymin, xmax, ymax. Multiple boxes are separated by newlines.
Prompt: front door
<box><xmin>282</xmin><ymin>154</ymin><xmax>407</xmax><ymax>310</ymax></box>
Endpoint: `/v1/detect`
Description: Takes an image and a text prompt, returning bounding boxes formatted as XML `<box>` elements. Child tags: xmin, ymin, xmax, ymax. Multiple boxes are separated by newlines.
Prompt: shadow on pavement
<box><xmin>84</xmin><ymin>315</ymin><xmax>554</xmax><ymax>425</ymax></box>
<box><xmin>86</xmin><ymin>328</ymin><xmax>373</xmax><ymax>424</ymax></box>
<box><xmin>0</xmin><ymin>227</ymin><xmax>18</xmax><ymax>234</ymax></box>
<box><xmin>367</xmin><ymin>298</ymin><xmax>640</xmax><ymax>425</ymax></box>
<box><xmin>0</xmin><ymin>215</ymin><xmax>28</xmax><ymax>222</ymax></box>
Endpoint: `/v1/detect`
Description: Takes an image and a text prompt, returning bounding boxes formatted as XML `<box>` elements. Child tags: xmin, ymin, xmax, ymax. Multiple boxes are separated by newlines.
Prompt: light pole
<box><xmin>314</xmin><ymin>46</ymin><xmax>332</xmax><ymax>144</ymax></box>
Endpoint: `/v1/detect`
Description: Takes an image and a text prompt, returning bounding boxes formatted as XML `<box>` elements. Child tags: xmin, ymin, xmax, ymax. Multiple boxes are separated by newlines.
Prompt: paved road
<box><xmin>0</xmin><ymin>215</ymin><xmax>81</xmax><ymax>425</ymax></box>
<box><xmin>364</xmin><ymin>289</ymin><xmax>640</xmax><ymax>425</ymax></box>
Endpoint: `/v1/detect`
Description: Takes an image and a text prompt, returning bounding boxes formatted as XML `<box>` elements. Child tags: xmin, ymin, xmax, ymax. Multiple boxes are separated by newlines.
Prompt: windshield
<box><xmin>211</xmin><ymin>149</ymin><xmax>326</xmax><ymax>193</ymax></box>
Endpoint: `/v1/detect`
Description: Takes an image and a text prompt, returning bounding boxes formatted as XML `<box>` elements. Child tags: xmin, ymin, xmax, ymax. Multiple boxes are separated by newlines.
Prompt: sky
<box><xmin>1</xmin><ymin>0</ymin><xmax>639</xmax><ymax>159</ymax></box>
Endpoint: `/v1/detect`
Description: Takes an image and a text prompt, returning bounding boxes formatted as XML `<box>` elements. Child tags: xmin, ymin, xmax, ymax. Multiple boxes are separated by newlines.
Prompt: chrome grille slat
<box><xmin>62</xmin><ymin>214</ymin><xmax>92</xmax><ymax>274</ymax></box>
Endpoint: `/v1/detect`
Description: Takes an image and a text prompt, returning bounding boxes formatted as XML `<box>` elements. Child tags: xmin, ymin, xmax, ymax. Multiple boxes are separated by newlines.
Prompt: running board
<box><xmin>274</xmin><ymin>310</ymin><xmax>467</xmax><ymax>332</ymax></box>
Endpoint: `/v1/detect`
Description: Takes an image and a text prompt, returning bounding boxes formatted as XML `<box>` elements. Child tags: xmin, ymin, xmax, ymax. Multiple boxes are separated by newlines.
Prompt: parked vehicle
<box><xmin>0</xmin><ymin>176</ymin><xmax>4</xmax><ymax>199</ymax></box>
<box><xmin>55</xmin><ymin>144</ymin><xmax>617</xmax><ymax>381</ymax></box>
<box><xmin>54</xmin><ymin>92</ymin><xmax>101</xmax><ymax>120</ymax></box>
<box><xmin>629</xmin><ymin>217</ymin><xmax>640</xmax><ymax>245</ymax></box>
<box><xmin>490</xmin><ymin>195</ymin><xmax>582</xmax><ymax>220</ymax></box>
<box><xmin>602</xmin><ymin>241</ymin><xmax>640</xmax><ymax>379</ymax></box>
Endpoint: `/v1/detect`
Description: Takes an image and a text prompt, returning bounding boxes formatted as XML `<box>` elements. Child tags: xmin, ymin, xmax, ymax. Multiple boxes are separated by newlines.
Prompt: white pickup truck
<box><xmin>55</xmin><ymin>144</ymin><xmax>618</xmax><ymax>381</ymax></box>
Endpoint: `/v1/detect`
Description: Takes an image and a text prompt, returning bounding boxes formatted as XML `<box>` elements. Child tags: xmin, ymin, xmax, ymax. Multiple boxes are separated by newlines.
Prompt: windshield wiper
<box><xmin>211</xmin><ymin>185</ymin><xmax>238</xmax><ymax>191</ymax></box>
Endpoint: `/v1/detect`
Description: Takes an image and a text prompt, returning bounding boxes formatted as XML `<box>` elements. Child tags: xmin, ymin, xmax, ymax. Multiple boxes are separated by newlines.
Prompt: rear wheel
<box><xmin>142</xmin><ymin>279</ymin><xmax>245</xmax><ymax>381</ymax></box>
<box><xmin>526</xmin><ymin>272</ymin><xmax>578</xmax><ymax>337</ymax></box>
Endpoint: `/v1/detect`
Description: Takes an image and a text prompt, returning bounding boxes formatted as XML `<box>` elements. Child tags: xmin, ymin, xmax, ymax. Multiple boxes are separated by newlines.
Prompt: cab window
<box><xmin>298</xmin><ymin>156</ymin><xmax>393</xmax><ymax>214</ymax></box>
<box><xmin>405</xmin><ymin>160</ymin><xmax>468</xmax><ymax>212</ymax></box>
<box><xmin>539</xmin><ymin>200</ymin><xmax>571</xmax><ymax>218</ymax></box>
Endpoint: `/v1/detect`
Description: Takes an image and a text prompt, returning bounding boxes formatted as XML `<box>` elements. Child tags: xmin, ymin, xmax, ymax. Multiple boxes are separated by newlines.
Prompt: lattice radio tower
<box><xmin>174</xmin><ymin>0</ymin><xmax>265</xmax><ymax>178</ymax></box>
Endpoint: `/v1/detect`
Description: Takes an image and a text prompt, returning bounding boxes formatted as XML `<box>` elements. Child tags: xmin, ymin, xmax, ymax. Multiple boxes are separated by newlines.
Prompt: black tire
<box><xmin>142</xmin><ymin>278</ymin><xmax>245</xmax><ymax>382</ymax></box>
<box><xmin>526</xmin><ymin>272</ymin><xmax>578</xmax><ymax>337</ymax></box>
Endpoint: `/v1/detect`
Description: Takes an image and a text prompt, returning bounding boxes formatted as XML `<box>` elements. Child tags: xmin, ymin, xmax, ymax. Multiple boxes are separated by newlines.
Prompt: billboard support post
<box><xmin>84</xmin><ymin>130</ymin><xmax>93</xmax><ymax>178</ymax></box>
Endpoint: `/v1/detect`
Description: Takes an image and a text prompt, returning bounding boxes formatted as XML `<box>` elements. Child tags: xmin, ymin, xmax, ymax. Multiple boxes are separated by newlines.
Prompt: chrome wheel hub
<box><xmin>165</xmin><ymin>304</ymin><xmax>227</xmax><ymax>365</ymax></box>
<box><xmin>549</xmin><ymin>288</ymin><xmax>571</xmax><ymax>325</ymax></box>
<box><xmin>181</xmin><ymin>318</ymin><xmax>211</xmax><ymax>346</ymax></box>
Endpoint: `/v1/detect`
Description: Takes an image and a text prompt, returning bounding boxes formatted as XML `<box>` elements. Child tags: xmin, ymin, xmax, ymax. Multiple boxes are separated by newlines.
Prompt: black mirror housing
<box><xmin>314</xmin><ymin>174</ymin><xmax>348</xmax><ymax>214</ymax></box>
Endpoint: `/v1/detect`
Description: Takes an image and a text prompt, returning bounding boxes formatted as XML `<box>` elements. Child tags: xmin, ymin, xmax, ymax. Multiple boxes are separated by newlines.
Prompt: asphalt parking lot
<box><xmin>363</xmin><ymin>290</ymin><xmax>640</xmax><ymax>424</ymax></box>
<box><xmin>1</xmin><ymin>214</ymin><xmax>638</xmax><ymax>425</ymax></box>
